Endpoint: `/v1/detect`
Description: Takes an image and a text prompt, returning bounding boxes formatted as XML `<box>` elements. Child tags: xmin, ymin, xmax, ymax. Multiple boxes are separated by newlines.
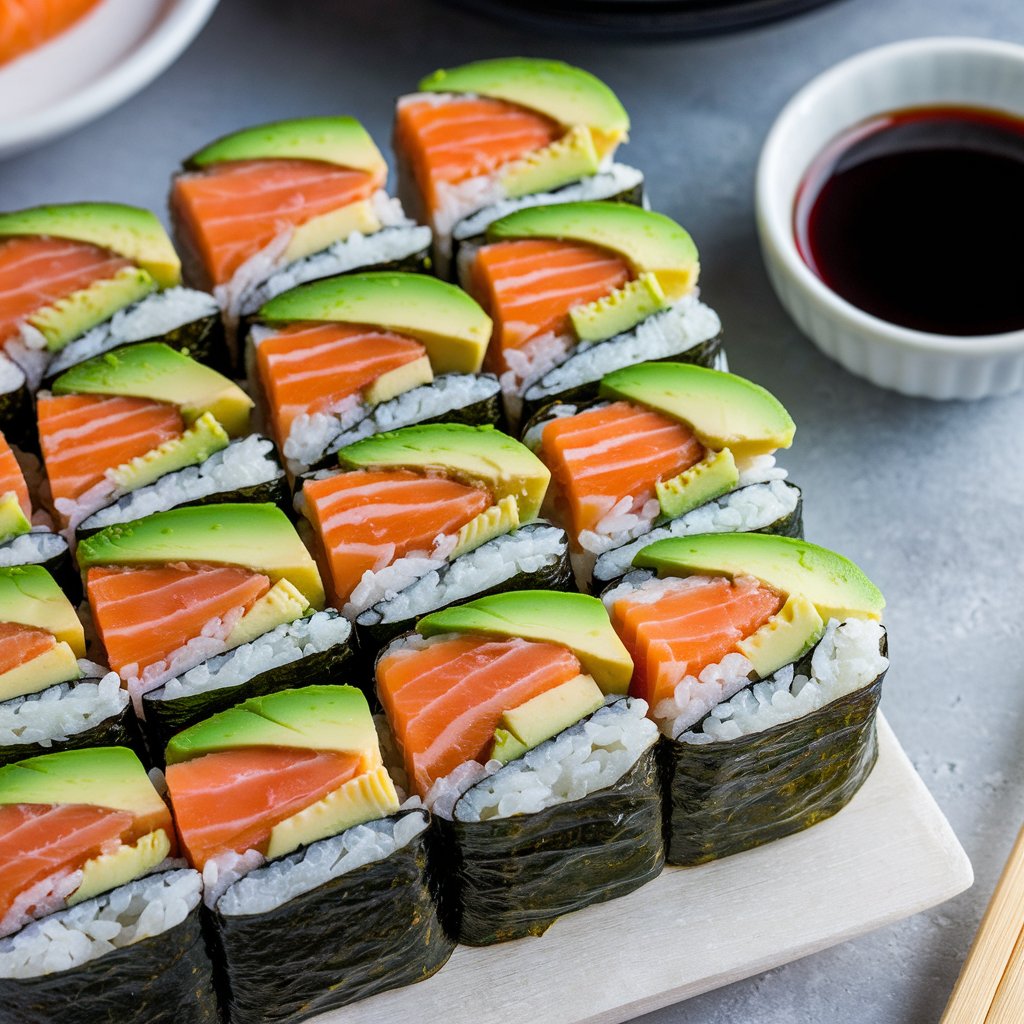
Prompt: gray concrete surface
<box><xmin>1</xmin><ymin>1</ymin><xmax>1022</xmax><ymax>1020</ymax></box>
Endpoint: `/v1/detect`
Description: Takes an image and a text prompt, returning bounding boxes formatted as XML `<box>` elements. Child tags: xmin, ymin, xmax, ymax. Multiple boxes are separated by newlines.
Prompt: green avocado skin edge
<box><xmin>663</xmin><ymin>653</ymin><xmax>887</xmax><ymax>867</ymax></box>
<box><xmin>432</xmin><ymin>744</ymin><xmax>664</xmax><ymax>946</ymax></box>
<box><xmin>210</xmin><ymin>813</ymin><xmax>452</xmax><ymax>1024</ymax></box>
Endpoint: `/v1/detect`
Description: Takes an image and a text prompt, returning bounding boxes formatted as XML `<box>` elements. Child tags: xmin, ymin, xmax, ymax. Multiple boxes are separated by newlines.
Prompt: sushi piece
<box><xmin>0</xmin><ymin>0</ymin><xmax>100</xmax><ymax>66</ymax></box>
<box><xmin>250</xmin><ymin>271</ymin><xmax>501</xmax><ymax>475</ymax></box>
<box><xmin>170</xmin><ymin>117</ymin><xmax>433</xmax><ymax>334</ymax></box>
<box><xmin>461</xmin><ymin>202</ymin><xmax>722</xmax><ymax>424</ymax></box>
<box><xmin>164</xmin><ymin>685</ymin><xmax>452</xmax><ymax>1023</ymax></box>
<box><xmin>524</xmin><ymin>362</ymin><xmax>802</xmax><ymax>590</ymax></box>
<box><xmin>0</xmin><ymin>746</ymin><xmax>218</xmax><ymax>1024</ymax></box>
<box><xmin>602</xmin><ymin>532</ymin><xmax>889</xmax><ymax>865</ymax></box>
<box><xmin>36</xmin><ymin>342</ymin><xmax>285</xmax><ymax>535</ymax></box>
<box><xmin>0</xmin><ymin>565</ymin><xmax>129</xmax><ymax>767</ymax></box>
<box><xmin>0</xmin><ymin>202</ymin><xmax>226</xmax><ymax>387</ymax></box>
<box><xmin>394</xmin><ymin>57</ymin><xmax>643</xmax><ymax>274</ymax></box>
<box><xmin>78</xmin><ymin>503</ymin><xmax>327</xmax><ymax>715</ymax></box>
<box><xmin>0</xmin><ymin>430</ymin><xmax>73</xmax><ymax>592</ymax></box>
<box><xmin>376</xmin><ymin>590</ymin><xmax>663</xmax><ymax>945</ymax></box>
<box><xmin>297</xmin><ymin>422</ymin><xmax>574</xmax><ymax>648</ymax></box>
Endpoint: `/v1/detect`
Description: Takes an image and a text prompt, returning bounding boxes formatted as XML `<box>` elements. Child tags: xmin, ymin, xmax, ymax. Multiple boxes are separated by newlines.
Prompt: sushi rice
<box><xmin>0</xmin><ymin>529</ymin><xmax>67</xmax><ymax>569</ymax></box>
<box><xmin>0</xmin><ymin>869</ymin><xmax>200</xmax><ymax>980</ymax></box>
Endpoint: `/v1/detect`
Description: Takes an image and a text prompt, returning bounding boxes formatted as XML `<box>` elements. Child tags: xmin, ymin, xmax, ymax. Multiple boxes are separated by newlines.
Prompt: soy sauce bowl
<box><xmin>756</xmin><ymin>37</ymin><xmax>1024</xmax><ymax>400</ymax></box>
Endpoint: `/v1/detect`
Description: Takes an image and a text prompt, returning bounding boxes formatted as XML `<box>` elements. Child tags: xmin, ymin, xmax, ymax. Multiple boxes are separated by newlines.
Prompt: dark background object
<box><xmin>433</xmin><ymin>0</ymin><xmax>848</xmax><ymax>40</ymax></box>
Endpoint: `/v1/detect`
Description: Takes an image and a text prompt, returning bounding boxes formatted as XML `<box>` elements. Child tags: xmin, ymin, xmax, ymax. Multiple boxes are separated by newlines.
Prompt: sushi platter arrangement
<box><xmin>0</xmin><ymin>57</ymin><xmax>970</xmax><ymax>1024</ymax></box>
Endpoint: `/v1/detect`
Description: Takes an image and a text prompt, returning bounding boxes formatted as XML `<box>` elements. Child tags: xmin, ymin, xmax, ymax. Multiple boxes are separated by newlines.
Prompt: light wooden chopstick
<box><xmin>941</xmin><ymin>825</ymin><xmax>1024</xmax><ymax>1023</ymax></box>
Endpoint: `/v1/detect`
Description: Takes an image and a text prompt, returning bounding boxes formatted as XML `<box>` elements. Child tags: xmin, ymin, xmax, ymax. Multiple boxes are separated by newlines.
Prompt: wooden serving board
<box><xmin>326</xmin><ymin>716</ymin><xmax>972</xmax><ymax>1024</ymax></box>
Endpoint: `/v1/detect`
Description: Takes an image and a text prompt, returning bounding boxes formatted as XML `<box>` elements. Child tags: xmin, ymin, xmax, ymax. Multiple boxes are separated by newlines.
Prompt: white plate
<box><xmin>0</xmin><ymin>0</ymin><xmax>220</xmax><ymax>159</ymax></box>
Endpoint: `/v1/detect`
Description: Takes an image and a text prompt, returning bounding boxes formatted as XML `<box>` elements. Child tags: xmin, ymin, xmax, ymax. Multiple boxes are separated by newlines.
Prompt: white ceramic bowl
<box><xmin>756</xmin><ymin>37</ymin><xmax>1024</xmax><ymax>400</ymax></box>
<box><xmin>0</xmin><ymin>0</ymin><xmax>220</xmax><ymax>160</ymax></box>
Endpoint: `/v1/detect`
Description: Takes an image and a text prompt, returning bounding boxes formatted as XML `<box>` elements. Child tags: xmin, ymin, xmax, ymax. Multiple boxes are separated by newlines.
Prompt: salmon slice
<box><xmin>0</xmin><ymin>236</ymin><xmax>131</xmax><ymax>346</ymax></box>
<box><xmin>378</xmin><ymin>635</ymin><xmax>582</xmax><ymax>797</ymax></box>
<box><xmin>256</xmin><ymin>323</ymin><xmax>426</xmax><ymax>451</ymax></box>
<box><xmin>87</xmin><ymin>565</ymin><xmax>270</xmax><ymax>682</ymax></box>
<box><xmin>541</xmin><ymin>401</ymin><xmax>705</xmax><ymax>540</ymax></box>
<box><xmin>165</xmin><ymin>747</ymin><xmax>362</xmax><ymax>869</ymax></box>
<box><xmin>470</xmin><ymin>239</ymin><xmax>631</xmax><ymax>373</ymax></box>
<box><xmin>0</xmin><ymin>431</ymin><xmax>30</xmax><ymax>517</ymax></box>
<box><xmin>610</xmin><ymin>577</ymin><xmax>783</xmax><ymax>707</ymax></box>
<box><xmin>0</xmin><ymin>802</ymin><xmax>133</xmax><ymax>934</ymax></box>
<box><xmin>37</xmin><ymin>393</ymin><xmax>184</xmax><ymax>517</ymax></box>
<box><xmin>0</xmin><ymin>0</ymin><xmax>100</xmax><ymax>66</ymax></box>
<box><xmin>395</xmin><ymin>96</ymin><xmax>560</xmax><ymax>215</ymax></box>
<box><xmin>171</xmin><ymin>159</ymin><xmax>385</xmax><ymax>289</ymax></box>
<box><xmin>0</xmin><ymin>622</ymin><xmax>56</xmax><ymax>677</ymax></box>
<box><xmin>303</xmin><ymin>469</ymin><xmax>492</xmax><ymax>607</ymax></box>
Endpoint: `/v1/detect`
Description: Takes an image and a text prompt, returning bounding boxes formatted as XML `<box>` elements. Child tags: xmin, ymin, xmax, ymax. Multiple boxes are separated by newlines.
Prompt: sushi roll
<box><xmin>170</xmin><ymin>117</ymin><xmax>433</xmax><ymax>336</ymax></box>
<box><xmin>0</xmin><ymin>202</ymin><xmax>226</xmax><ymax>389</ymax></box>
<box><xmin>524</xmin><ymin>362</ymin><xmax>802</xmax><ymax>591</ymax></box>
<box><xmin>602</xmin><ymin>533</ymin><xmax>889</xmax><ymax>865</ymax></box>
<box><xmin>0</xmin><ymin>430</ymin><xmax>73</xmax><ymax>593</ymax></box>
<box><xmin>375</xmin><ymin>590</ymin><xmax>663</xmax><ymax>945</ymax></box>
<box><xmin>460</xmin><ymin>202</ymin><xmax>722</xmax><ymax>424</ymax></box>
<box><xmin>164</xmin><ymin>685</ymin><xmax>452</xmax><ymax>1023</ymax></box>
<box><xmin>250</xmin><ymin>271</ymin><xmax>501</xmax><ymax>476</ymax></box>
<box><xmin>78</xmin><ymin>503</ymin><xmax>332</xmax><ymax>728</ymax></box>
<box><xmin>394</xmin><ymin>57</ymin><xmax>643</xmax><ymax>274</ymax></box>
<box><xmin>36</xmin><ymin>342</ymin><xmax>286</xmax><ymax>536</ymax></box>
<box><xmin>0</xmin><ymin>747</ymin><xmax>218</xmax><ymax>1023</ymax></box>
<box><xmin>0</xmin><ymin>565</ymin><xmax>130</xmax><ymax>767</ymax></box>
<box><xmin>297</xmin><ymin>422</ymin><xmax>574</xmax><ymax>650</ymax></box>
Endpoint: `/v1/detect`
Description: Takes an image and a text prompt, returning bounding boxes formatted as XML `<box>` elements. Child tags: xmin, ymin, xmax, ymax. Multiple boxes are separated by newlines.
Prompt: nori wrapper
<box><xmin>0</xmin><ymin>374</ymin><xmax>36</xmax><ymax>453</ymax></box>
<box><xmin>662</xmin><ymin>650</ymin><xmax>887</xmax><ymax>867</ymax></box>
<box><xmin>354</xmin><ymin>522</ymin><xmax>576</xmax><ymax>656</ymax></box>
<box><xmin>140</xmin><ymin>614</ymin><xmax>357</xmax><ymax>763</ymax></box>
<box><xmin>209</xmin><ymin>810</ymin><xmax>452</xmax><ymax>1024</ymax></box>
<box><xmin>433</xmin><ymin>742</ymin><xmax>664</xmax><ymax>945</ymax></box>
<box><xmin>0</xmin><ymin>899</ymin><xmax>221</xmax><ymax>1024</ymax></box>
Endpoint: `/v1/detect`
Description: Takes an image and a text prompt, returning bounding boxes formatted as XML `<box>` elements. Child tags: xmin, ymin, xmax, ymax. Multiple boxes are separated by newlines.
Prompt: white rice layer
<box><xmin>0</xmin><ymin>669</ymin><xmax>126</xmax><ymax>748</ymax></box>
<box><xmin>81</xmin><ymin>435</ymin><xmax>281</xmax><ymax>531</ymax></box>
<box><xmin>444</xmin><ymin>697</ymin><xmax>657</xmax><ymax>822</ymax></box>
<box><xmin>0</xmin><ymin>528</ymin><xmax>66</xmax><ymax>568</ymax></box>
<box><xmin>525</xmin><ymin>294</ymin><xmax>722</xmax><ymax>404</ymax></box>
<box><xmin>365</xmin><ymin>524</ymin><xmax>567</xmax><ymax>625</ymax></box>
<box><xmin>0</xmin><ymin>869</ymin><xmax>200</xmax><ymax>980</ymax></box>
<box><xmin>0</xmin><ymin>352</ymin><xmax>26</xmax><ymax>392</ymax></box>
<box><xmin>46</xmin><ymin>288</ymin><xmax>219</xmax><ymax>379</ymax></box>
<box><xmin>217</xmin><ymin>811</ymin><xmax>428</xmax><ymax>917</ymax></box>
<box><xmin>681</xmin><ymin>618</ymin><xmax>888</xmax><ymax>744</ymax></box>
<box><xmin>592</xmin><ymin>479</ymin><xmax>800</xmax><ymax>580</ymax></box>
<box><xmin>154</xmin><ymin>611</ymin><xmax>351</xmax><ymax>702</ymax></box>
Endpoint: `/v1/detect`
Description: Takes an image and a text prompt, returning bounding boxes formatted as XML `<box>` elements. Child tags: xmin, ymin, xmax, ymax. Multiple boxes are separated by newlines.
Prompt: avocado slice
<box><xmin>419</xmin><ymin>57</ymin><xmax>630</xmax><ymax>157</ymax></box>
<box><xmin>417</xmin><ymin>590</ymin><xmax>633</xmax><ymax>694</ymax></box>
<box><xmin>52</xmin><ymin>342</ymin><xmax>253</xmax><ymax>436</ymax></box>
<box><xmin>29</xmin><ymin>266</ymin><xmax>157</xmax><ymax>352</ymax></box>
<box><xmin>0</xmin><ymin>203</ymin><xmax>180</xmax><ymax>288</ymax></box>
<box><xmin>70</xmin><ymin>828</ymin><xmax>172</xmax><ymax>907</ymax></box>
<box><xmin>338</xmin><ymin>423</ymin><xmax>550</xmax><ymax>521</ymax></box>
<box><xmin>490</xmin><ymin>673</ymin><xmax>605</xmax><ymax>764</ymax></box>
<box><xmin>107</xmin><ymin>412</ymin><xmax>229</xmax><ymax>492</ymax></box>
<box><xmin>226</xmin><ymin>579</ymin><xmax>309</xmax><ymax>649</ymax></box>
<box><xmin>77</xmin><ymin>503</ymin><xmax>325</xmax><ymax>609</ymax></box>
<box><xmin>487</xmin><ymin>202</ymin><xmax>699</xmax><ymax>302</ymax></box>
<box><xmin>450</xmin><ymin>494</ymin><xmax>519</xmax><ymax>560</ymax></box>
<box><xmin>0</xmin><ymin>641</ymin><xmax>80</xmax><ymax>702</ymax></box>
<box><xmin>259</xmin><ymin>272</ymin><xmax>492</xmax><ymax>375</ymax></box>
<box><xmin>266</xmin><ymin>764</ymin><xmax>399</xmax><ymax>861</ymax></box>
<box><xmin>0</xmin><ymin>565</ymin><xmax>84</xmax><ymax>656</ymax></box>
<box><xmin>633</xmin><ymin>534</ymin><xmax>885</xmax><ymax>622</ymax></box>
<box><xmin>737</xmin><ymin>594</ymin><xmax>825</xmax><ymax>679</ymax></box>
<box><xmin>0</xmin><ymin>492</ymin><xmax>31</xmax><ymax>546</ymax></box>
<box><xmin>283</xmin><ymin>201</ymin><xmax>383</xmax><ymax>265</ymax></box>
<box><xmin>656</xmin><ymin>448</ymin><xmax>739</xmax><ymax>520</ymax></box>
<box><xmin>164</xmin><ymin>685</ymin><xmax>379</xmax><ymax>766</ymax></box>
<box><xmin>185</xmin><ymin>116</ymin><xmax>387</xmax><ymax>177</ymax></box>
<box><xmin>502</xmin><ymin>124</ymin><xmax>601</xmax><ymax>199</ymax></box>
<box><xmin>600</xmin><ymin>362</ymin><xmax>795</xmax><ymax>458</ymax></box>
<box><xmin>363</xmin><ymin>356</ymin><xmax>433</xmax><ymax>406</ymax></box>
<box><xmin>570</xmin><ymin>272</ymin><xmax>668</xmax><ymax>344</ymax></box>
<box><xmin>0</xmin><ymin>746</ymin><xmax>167</xmax><ymax>819</ymax></box>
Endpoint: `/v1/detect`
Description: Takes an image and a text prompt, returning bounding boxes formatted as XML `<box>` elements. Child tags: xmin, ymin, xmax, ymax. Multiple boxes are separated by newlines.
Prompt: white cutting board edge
<box><xmin>326</xmin><ymin>715</ymin><xmax>972</xmax><ymax>1024</ymax></box>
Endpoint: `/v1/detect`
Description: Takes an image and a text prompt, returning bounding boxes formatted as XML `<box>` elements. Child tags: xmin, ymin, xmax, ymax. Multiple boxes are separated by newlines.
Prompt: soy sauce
<box><xmin>794</xmin><ymin>106</ymin><xmax>1024</xmax><ymax>336</ymax></box>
